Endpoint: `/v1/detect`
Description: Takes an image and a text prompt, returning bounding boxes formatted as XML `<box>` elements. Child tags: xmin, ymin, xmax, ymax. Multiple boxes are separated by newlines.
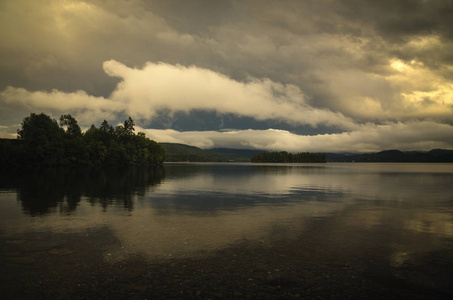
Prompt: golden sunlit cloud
<box><xmin>386</xmin><ymin>58</ymin><xmax>453</xmax><ymax>119</ymax></box>
<box><xmin>391</xmin><ymin>60</ymin><xmax>411</xmax><ymax>72</ymax></box>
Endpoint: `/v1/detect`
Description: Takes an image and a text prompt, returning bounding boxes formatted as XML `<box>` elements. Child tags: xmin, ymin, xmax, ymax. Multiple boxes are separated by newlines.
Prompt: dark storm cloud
<box><xmin>334</xmin><ymin>0</ymin><xmax>453</xmax><ymax>69</ymax></box>
<box><xmin>336</xmin><ymin>0</ymin><xmax>453</xmax><ymax>39</ymax></box>
<box><xmin>141</xmin><ymin>0</ymin><xmax>236</xmax><ymax>35</ymax></box>
<box><xmin>0</xmin><ymin>0</ymin><xmax>452</xmax><ymax>151</ymax></box>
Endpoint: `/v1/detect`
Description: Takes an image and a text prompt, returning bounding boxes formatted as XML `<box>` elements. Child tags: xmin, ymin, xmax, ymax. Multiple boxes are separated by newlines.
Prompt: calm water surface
<box><xmin>1</xmin><ymin>163</ymin><xmax>453</xmax><ymax>299</ymax></box>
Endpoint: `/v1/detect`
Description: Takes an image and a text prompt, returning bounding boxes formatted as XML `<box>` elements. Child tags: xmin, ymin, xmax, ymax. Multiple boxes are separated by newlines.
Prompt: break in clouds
<box><xmin>1</xmin><ymin>0</ymin><xmax>453</xmax><ymax>152</ymax></box>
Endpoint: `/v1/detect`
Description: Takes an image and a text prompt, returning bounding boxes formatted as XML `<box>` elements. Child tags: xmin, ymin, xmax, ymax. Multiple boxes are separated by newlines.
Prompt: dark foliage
<box><xmin>1</xmin><ymin>113</ymin><xmax>164</xmax><ymax>167</ymax></box>
<box><xmin>251</xmin><ymin>151</ymin><xmax>326</xmax><ymax>163</ymax></box>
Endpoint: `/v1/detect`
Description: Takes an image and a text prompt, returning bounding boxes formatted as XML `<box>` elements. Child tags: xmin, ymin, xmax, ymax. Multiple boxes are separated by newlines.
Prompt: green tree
<box><xmin>59</xmin><ymin>114</ymin><xmax>82</xmax><ymax>137</ymax></box>
<box><xmin>100</xmin><ymin>120</ymin><xmax>114</xmax><ymax>134</ymax></box>
<box><xmin>17</xmin><ymin>113</ymin><xmax>65</xmax><ymax>165</ymax></box>
<box><xmin>14</xmin><ymin>113</ymin><xmax>164</xmax><ymax>166</ymax></box>
<box><xmin>123</xmin><ymin>117</ymin><xmax>135</xmax><ymax>136</ymax></box>
<box><xmin>59</xmin><ymin>114</ymin><xmax>86</xmax><ymax>164</ymax></box>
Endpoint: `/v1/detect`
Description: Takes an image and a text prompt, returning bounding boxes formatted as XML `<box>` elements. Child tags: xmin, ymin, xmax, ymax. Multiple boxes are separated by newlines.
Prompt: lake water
<box><xmin>1</xmin><ymin>163</ymin><xmax>453</xmax><ymax>299</ymax></box>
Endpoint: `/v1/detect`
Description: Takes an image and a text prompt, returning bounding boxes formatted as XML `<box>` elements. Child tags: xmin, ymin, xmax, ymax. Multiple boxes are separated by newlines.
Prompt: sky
<box><xmin>1</xmin><ymin>0</ymin><xmax>453</xmax><ymax>152</ymax></box>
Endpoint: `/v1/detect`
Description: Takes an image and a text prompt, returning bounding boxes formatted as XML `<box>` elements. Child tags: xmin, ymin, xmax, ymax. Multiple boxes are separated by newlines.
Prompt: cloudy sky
<box><xmin>1</xmin><ymin>0</ymin><xmax>453</xmax><ymax>152</ymax></box>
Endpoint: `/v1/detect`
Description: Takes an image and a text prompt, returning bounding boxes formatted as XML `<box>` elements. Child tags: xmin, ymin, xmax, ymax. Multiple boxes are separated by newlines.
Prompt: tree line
<box><xmin>251</xmin><ymin>151</ymin><xmax>326</xmax><ymax>163</ymax></box>
<box><xmin>0</xmin><ymin>113</ymin><xmax>165</xmax><ymax>166</ymax></box>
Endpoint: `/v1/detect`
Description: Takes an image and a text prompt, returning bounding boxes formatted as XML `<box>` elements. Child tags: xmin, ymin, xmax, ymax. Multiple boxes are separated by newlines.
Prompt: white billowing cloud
<box><xmin>103</xmin><ymin>60</ymin><xmax>356</xmax><ymax>129</ymax></box>
<box><xmin>140</xmin><ymin>121</ymin><xmax>453</xmax><ymax>153</ymax></box>
<box><xmin>0</xmin><ymin>60</ymin><xmax>356</xmax><ymax>130</ymax></box>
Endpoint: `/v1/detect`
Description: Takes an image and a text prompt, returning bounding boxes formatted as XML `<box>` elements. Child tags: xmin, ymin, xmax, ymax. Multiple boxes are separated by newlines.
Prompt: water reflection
<box><xmin>3</xmin><ymin>163</ymin><xmax>451</xmax><ymax>217</ymax></box>
<box><xmin>1</xmin><ymin>163</ymin><xmax>453</xmax><ymax>298</ymax></box>
<box><xmin>0</xmin><ymin>166</ymin><xmax>164</xmax><ymax>215</ymax></box>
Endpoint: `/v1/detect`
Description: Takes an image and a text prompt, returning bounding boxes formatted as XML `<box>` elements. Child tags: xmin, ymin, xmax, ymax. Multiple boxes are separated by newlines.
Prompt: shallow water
<box><xmin>1</xmin><ymin>163</ymin><xmax>453</xmax><ymax>299</ymax></box>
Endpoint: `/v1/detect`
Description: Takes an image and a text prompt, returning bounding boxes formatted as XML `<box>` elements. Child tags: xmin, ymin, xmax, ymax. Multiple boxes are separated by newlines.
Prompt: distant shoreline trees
<box><xmin>251</xmin><ymin>151</ymin><xmax>326</xmax><ymax>163</ymax></box>
<box><xmin>1</xmin><ymin>113</ymin><xmax>164</xmax><ymax>167</ymax></box>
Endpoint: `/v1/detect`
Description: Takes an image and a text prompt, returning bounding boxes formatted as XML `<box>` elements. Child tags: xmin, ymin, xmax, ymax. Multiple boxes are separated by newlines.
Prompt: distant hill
<box><xmin>159</xmin><ymin>143</ymin><xmax>262</xmax><ymax>162</ymax></box>
<box><xmin>161</xmin><ymin>143</ymin><xmax>453</xmax><ymax>163</ymax></box>
<box><xmin>326</xmin><ymin>149</ymin><xmax>453</xmax><ymax>162</ymax></box>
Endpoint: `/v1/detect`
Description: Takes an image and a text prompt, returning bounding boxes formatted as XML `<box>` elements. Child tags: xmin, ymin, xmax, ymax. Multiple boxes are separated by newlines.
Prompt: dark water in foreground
<box><xmin>1</xmin><ymin>163</ymin><xmax>453</xmax><ymax>299</ymax></box>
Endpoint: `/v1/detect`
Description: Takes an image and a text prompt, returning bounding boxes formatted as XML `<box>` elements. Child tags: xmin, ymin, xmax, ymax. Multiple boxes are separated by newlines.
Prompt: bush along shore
<box><xmin>0</xmin><ymin>113</ymin><xmax>165</xmax><ymax>167</ymax></box>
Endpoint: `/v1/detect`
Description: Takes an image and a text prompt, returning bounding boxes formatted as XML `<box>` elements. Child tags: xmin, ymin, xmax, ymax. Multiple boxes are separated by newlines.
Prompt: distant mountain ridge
<box><xmin>160</xmin><ymin>143</ymin><xmax>453</xmax><ymax>162</ymax></box>
<box><xmin>325</xmin><ymin>149</ymin><xmax>453</xmax><ymax>162</ymax></box>
<box><xmin>159</xmin><ymin>143</ymin><xmax>263</xmax><ymax>162</ymax></box>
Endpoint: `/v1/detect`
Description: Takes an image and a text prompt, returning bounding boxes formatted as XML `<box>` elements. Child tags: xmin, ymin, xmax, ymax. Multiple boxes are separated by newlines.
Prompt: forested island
<box><xmin>251</xmin><ymin>151</ymin><xmax>326</xmax><ymax>163</ymax></box>
<box><xmin>0</xmin><ymin>113</ymin><xmax>164</xmax><ymax>167</ymax></box>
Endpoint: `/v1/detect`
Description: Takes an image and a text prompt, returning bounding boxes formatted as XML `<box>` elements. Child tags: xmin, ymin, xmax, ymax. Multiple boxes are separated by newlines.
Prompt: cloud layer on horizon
<box><xmin>140</xmin><ymin>121</ymin><xmax>453</xmax><ymax>153</ymax></box>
